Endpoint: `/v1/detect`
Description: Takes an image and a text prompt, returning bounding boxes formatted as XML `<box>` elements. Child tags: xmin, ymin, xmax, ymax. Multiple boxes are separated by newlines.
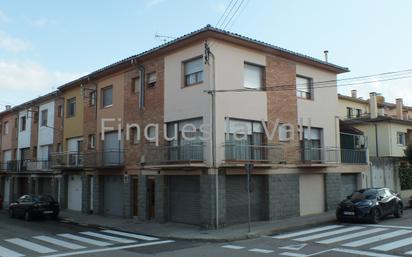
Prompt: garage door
<box><xmin>300</xmin><ymin>174</ymin><xmax>325</xmax><ymax>216</ymax></box>
<box><xmin>341</xmin><ymin>174</ymin><xmax>358</xmax><ymax>199</ymax></box>
<box><xmin>38</xmin><ymin>178</ymin><xmax>52</xmax><ymax>196</ymax></box>
<box><xmin>68</xmin><ymin>175</ymin><xmax>82</xmax><ymax>211</ymax></box>
<box><xmin>104</xmin><ymin>176</ymin><xmax>123</xmax><ymax>216</ymax></box>
<box><xmin>226</xmin><ymin>175</ymin><xmax>268</xmax><ymax>225</ymax></box>
<box><xmin>169</xmin><ymin>176</ymin><xmax>200</xmax><ymax>225</ymax></box>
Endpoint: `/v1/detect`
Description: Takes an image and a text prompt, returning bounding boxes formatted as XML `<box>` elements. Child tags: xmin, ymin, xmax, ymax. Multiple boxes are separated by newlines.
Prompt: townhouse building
<box><xmin>1</xmin><ymin>26</ymin><xmax>369</xmax><ymax>228</ymax></box>
<box><xmin>339</xmin><ymin>90</ymin><xmax>412</xmax><ymax>192</ymax></box>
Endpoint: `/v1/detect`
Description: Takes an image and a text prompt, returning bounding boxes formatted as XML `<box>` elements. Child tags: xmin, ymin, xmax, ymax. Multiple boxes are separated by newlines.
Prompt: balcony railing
<box><xmin>144</xmin><ymin>143</ymin><xmax>205</xmax><ymax>165</ymax></box>
<box><xmin>51</xmin><ymin>150</ymin><xmax>124</xmax><ymax>168</ymax></box>
<box><xmin>223</xmin><ymin>142</ymin><xmax>285</xmax><ymax>163</ymax></box>
<box><xmin>341</xmin><ymin>148</ymin><xmax>368</xmax><ymax>164</ymax></box>
<box><xmin>299</xmin><ymin>147</ymin><xmax>368</xmax><ymax>164</ymax></box>
<box><xmin>0</xmin><ymin>160</ymin><xmax>52</xmax><ymax>172</ymax></box>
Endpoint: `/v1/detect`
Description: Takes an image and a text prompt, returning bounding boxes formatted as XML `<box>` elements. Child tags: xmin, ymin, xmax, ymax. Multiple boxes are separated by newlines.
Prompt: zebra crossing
<box><xmin>0</xmin><ymin>229</ymin><xmax>174</xmax><ymax>257</ymax></box>
<box><xmin>273</xmin><ymin>224</ymin><xmax>412</xmax><ymax>256</ymax></box>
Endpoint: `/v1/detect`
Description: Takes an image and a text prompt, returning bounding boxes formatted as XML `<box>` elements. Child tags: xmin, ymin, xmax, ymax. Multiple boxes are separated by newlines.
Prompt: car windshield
<box><xmin>350</xmin><ymin>189</ymin><xmax>378</xmax><ymax>201</ymax></box>
<box><xmin>33</xmin><ymin>195</ymin><xmax>55</xmax><ymax>202</ymax></box>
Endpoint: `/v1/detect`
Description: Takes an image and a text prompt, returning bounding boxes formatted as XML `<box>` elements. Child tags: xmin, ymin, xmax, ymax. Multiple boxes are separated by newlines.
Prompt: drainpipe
<box><xmin>210</xmin><ymin>51</ymin><xmax>218</xmax><ymax>229</ymax></box>
<box><xmin>131</xmin><ymin>59</ymin><xmax>145</xmax><ymax>109</ymax></box>
<box><xmin>374</xmin><ymin>123</ymin><xmax>379</xmax><ymax>158</ymax></box>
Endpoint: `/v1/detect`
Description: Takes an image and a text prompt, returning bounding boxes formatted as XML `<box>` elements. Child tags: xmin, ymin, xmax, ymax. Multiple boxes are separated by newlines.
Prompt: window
<box><xmin>89</xmin><ymin>91</ymin><xmax>96</xmax><ymax>106</ymax></box>
<box><xmin>346</xmin><ymin>107</ymin><xmax>353</xmax><ymax>118</ymax></box>
<box><xmin>132</xmin><ymin>77</ymin><xmax>140</xmax><ymax>94</ymax></box>
<box><xmin>356</xmin><ymin>109</ymin><xmax>362</xmax><ymax>117</ymax></box>
<box><xmin>57</xmin><ymin>105</ymin><xmax>63</xmax><ymax>118</ymax></box>
<box><xmin>244</xmin><ymin>63</ymin><xmax>264</xmax><ymax>89</ymax></box>
<box><xmin>184</xmin><ymin>57</ymin><xmax>203</xmax><ymax>86</ymax></box>
<box><xmin>147</xmin><ymin>72</ymin><xmax>157</xmax><ymax>87</ymax></box>
<box><xmin>88</xmin><ymin>134</ymin><xmax>95</xmax><ymax>149</ymax></box>
<box><xmin>129</xmin><ymin>127</ymin><xmax>139</xmax><ymax>144</ymax></box>
<box><xmin>296</xmin><ymin>75</ymin><xmax>313</xmax><ymax>99</ymax></box>
<box><xmin>41</xmin><ymin>109</ymin><xmax>48</xmax><ymax>127</ymax></box>
<box><xmin>67</xmin><ymin>98</ymin><xmax>76</xmax><ymax>117</ymax></box>
<box><xmin>3</xmin><ymin>121</ymin><xmax>9</xmax><ymax>135</ymax></box>
<box><xmin>397</xmin><ymin>132</ymin><xmax>406</xmax><ymax>146</ymax></box>
<box><xmin>20</xmin><ymin>116</ymin><xmax>26</xmax><ymax>131</ymax></box>
<box><xmin>102</xmin><ymin>86</ymin><xmax>113</xmax><ymax>108</ymax></box>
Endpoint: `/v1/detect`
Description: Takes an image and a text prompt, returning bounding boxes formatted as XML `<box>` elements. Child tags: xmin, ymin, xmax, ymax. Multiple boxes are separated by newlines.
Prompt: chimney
<box><xmin>396</xmin><ymin>98</ymin><xmax>404</xmax><ymax>120</ymax></box>
<box><xmin>324</xmin><ymin>50</ymin><xmax>329</xmax><ymax>62</ymax></box>
<box><xmin>369</xmin><ymin>92</ymin><xmax>378</xmax><ymax>119</ymax></box>
<box><xmin>5</xmin><ymin>105</ymin><xmax>11</xmax><ymax>111</ymax></box>
<box><xmin>351</xmin><ymin>90</ymin><xmax>357</xmax><ymax>98</ymax></box>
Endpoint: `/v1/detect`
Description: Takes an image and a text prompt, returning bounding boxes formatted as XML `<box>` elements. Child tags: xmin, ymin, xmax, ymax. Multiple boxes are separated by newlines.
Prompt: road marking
<box><xmin>368</xmin><ymin>224</ymin><xmax>412</xmax><ymax>230</ymax></box>
<box><xmin>101</xmin><ymin>230</ymin><xmax>158</xmax><ymax>241</ymax></box>
<box><xmin>79</xmin><ymin>232</ymin><xmax>136</xmax><ymax>244</ymax></box>
<box><xmin>294</xmin><ymin>226</ymin><xmax>364</xmax><ymax>242</ymax></box>
<box><xmin>38</xmin><ymin>240</ymin><xmax>175</xmax><ymax>257</ymax></box>
<box><xmin>6</xmin><ymin>238</ymin><xmax>57</xmax><ymax>254</ymax></box>
<box><xmin>280</xmin><ymin>248</ymin><xmax>403</xmax><ymax>257</ymax></box>
<box><xmin>33</xmin><ymin>236</ymin><xmax>86</xmax><ymax>250</ymax></box>
<box><xmin>273</xmin><ymin>225</ymin><xmax>344</xmax><ymax>239</ymax></box>
<box><xmin>57</xmin><ymin>234</ymin><xmax>112</xmax><ymax>247</ymax></box>
<box><xmin>0</xmin><ymin>245</ymin><xmax>25</xmax><ymax>257</ymax></box>
<box><xmin>249</xmin><ymin>248</ymin><xmax>274</xmax><ymax>253</ymax></box>
<box><xmin>221</xmin><ymin>245</ymin><xmax>245</xmax><ymax>250</ymax></box>
<box><xmin>279</xmin><ymin>243</ymin><xmax>307</xmax><ymax>251</ymax></box>
<box><xmin>342</xmin><ymin>229</ymin><xmax>412</xmax><ymax>247</ymax></box>
<box><xmin>316</xmin><ymin>228</ymin><xmax>388</xmax><ymax>244</ymax></box>
<box><xmin>371</xmin><ymin>236</ymin><xmax>412</xmax><ymax>251</ymax></box>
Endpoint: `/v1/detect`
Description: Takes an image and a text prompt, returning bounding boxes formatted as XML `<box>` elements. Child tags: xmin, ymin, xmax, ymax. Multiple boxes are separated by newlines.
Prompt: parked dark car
<box><xmin>336</xmin><ymin>188</ymin><xmax>403</xmax><ymax>224</ymax></box>
<box><xmin>9</xmin><ymin>195</ymin><xmax>59</xmax><ymax>221</ymax></box>
<box><xmin>409</xmin><ymin>195</ymin><xmax>412</xmax><ymax>208</ymax></box>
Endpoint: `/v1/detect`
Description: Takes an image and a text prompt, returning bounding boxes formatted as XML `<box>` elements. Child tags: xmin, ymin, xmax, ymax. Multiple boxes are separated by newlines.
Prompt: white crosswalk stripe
<box><xmin>0</xmin><ymin>245</ymin><xmax>24</xmax><ymax>257</ymax></box>
<box><xmin>101</xmin><ymin>230</ymin><xmax>158</xmax><ymax>241</ymax></box>
<box><xmin>79</xmin><ymin>231</ymin><xmax>136</xmax><ymax>244</ymax></box>
<box><xmin>57</xmin><ymin>233</ymin><xmax>113</xmax><ymax>247</ymax></box>
<box><xmin>294</xmin><ymin>226</ymin><xmax>364</xmax><ymax>242</ymax></box>
<box><xmin>33</xmin><ymin>235</ymin><xmax>86</xmax><ymax>250</ymax></box>
<box><xmin>372</xmin><ymin>236</ymin><xmax>412</xmax><ymax>252</ymax></box>
<box><xmin>273</xmin><ymin>225</ymin><xmax>344</xmax><ymax>239</ymax></box>
<box><xmin>342</xmin><ymin>229</ymin><xmax>412</xmax><ymax>247</ymax></box>
<box><xmin>5</xmin><ymin>238</ymin><xmax>57</xmax><ymax>254</ymax></box>
<box><xmin>316</xmin><ymin>228</ymin><xmax>388</xmax><ymax>244</ymax></box>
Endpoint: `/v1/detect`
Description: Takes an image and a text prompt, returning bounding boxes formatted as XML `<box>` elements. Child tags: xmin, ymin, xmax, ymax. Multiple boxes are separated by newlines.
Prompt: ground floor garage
<box><xmin>341</xmin><ymin>173</ymin><xmax>359</xmax><ymax>198</ymax></box>
<box><xmin>67</xmin><ymin>174</ymin><xmax>82</xmax><ymax>212</ymax></box>
<box><xmin>103</xmin><ymin>175</ymin><xmax>124</xmax><ymax>216</ymax></box>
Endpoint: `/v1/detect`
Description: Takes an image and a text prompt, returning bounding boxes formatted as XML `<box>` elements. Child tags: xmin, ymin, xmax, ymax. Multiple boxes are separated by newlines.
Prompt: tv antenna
<box><xmin>155</xmin><ymin>33</ymin><xmax>176</xmax><ymax>43</ymax></box>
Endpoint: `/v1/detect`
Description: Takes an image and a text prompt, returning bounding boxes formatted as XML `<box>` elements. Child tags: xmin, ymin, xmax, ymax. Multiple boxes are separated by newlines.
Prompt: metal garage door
<box><xmin>300</xmin><ymin>174</ymin><xmax>325</xmax><ymax>216</ymax></box>
<box><xmin>226</xmin><ymin>175</ymin><xmax>268</xmax><ymax>225</ymax></box>
<box><xmin>68</xmin><ymin>175</ymin><xmax>82</xmax><ymax>211</ymax></box>
<box><xmin>104</xmin><ymin>176</ymin><xmax>123</xmax><ymax>217</ymax></box>
<box><xmin>38</xmin><ymin>178</ymin><xmax>52</xmax><ymax>196</ymax></box>
<box><xmin>169</xmin><ymin>176</ymin><xmax>200</xmax><ymax>225</ymax></box>
<box><xmin>341</xmin><ymin>173</ymin><xmax>358</xmax><ymax>199</ymax></box>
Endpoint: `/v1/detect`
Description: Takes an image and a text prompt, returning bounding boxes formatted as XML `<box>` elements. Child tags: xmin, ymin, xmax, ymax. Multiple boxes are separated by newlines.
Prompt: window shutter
<box><xmin>185</xmin><ymin>58</ymin><xmax>203</xmax><ymax>75</ymax></box>
<box><xmin>244</xmin><ymin>64</ymin><xmax>263</xmax><ymax>89</ymax></box>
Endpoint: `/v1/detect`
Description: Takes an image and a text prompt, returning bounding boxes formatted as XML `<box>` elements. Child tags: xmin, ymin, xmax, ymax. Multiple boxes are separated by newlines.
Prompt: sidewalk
<box><xmin>59</xmin><ymin>210</ymin><xmax>336</xmax><ymax>242</ymax></box>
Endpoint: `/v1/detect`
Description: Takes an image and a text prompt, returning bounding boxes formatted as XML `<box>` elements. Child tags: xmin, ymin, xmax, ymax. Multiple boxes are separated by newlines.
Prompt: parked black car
<box><xmin>336</xmin><ymin>188</ymin><xmax>403</xmax><ymax>224</ymax></box>
<box><xmin>9</xmin><ymin>195</ymin><xmax>59</xmax><ymax>221</ymax></box>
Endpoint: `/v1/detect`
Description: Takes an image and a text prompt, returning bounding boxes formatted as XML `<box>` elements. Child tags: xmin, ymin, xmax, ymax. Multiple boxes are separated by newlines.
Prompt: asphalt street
<box><xmin>1</xmin><ymin>210</ymin><xmax>412</xmax><ymax>257</ymax></box>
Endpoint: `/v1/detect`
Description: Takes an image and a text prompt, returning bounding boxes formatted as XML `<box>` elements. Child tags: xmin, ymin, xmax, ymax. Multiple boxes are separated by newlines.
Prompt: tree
<box><xmin>404</xmin><ymin>144</ymin><xmax>412</xmax><ymax>165</ymax></box>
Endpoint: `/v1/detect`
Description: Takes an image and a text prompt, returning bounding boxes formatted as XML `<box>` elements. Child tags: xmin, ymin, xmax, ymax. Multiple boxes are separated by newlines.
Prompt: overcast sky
<box><xmin>0</xmin><ymin>0</ymin><xmax>411</xmax><ymax>111</ymax></box>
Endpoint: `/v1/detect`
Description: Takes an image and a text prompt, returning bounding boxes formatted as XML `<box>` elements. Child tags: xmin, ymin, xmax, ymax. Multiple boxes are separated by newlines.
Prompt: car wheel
<box><xmin>24</xmin><ymin>211</ymin><xmax>31</xmax><ymax>221</ymax></box>
<box><xmin>9</xmin><ymin>209</ymin><xmax>14</xmax><ymax>218</ymax></box>
<box><xmin>394</xmin><ymin>204</ymin><xmax>403</xmax><ymax>218</ymax></box>
<box><xmin>370</xmin><ymin>208</ymin><xmax>380</xmax><ymax>224</ymax></box>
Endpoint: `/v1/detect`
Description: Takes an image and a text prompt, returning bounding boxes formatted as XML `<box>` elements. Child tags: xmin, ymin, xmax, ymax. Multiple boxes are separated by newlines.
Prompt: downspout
<box><xmin>375</xmin><ymin>123</ymin><xmax>379</xmax><ymax>158</ymax></box>
<box><xmin>211</xmin><ymin>51</ymin><xmax>218</xmax><ymax>229</ymax></box>
<box><xmin>131</xmin><ymin>59</ymin><xmax>145</xmax><ymax>109</ymax></box>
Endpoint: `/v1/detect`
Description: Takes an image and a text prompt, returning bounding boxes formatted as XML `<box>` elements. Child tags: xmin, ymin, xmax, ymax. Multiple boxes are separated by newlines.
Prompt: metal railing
<box><xmin>50</xmin><ymin>150</ymin><xmax>124</xmax><ymax>168</ymax></box>
<box><xmin>0</xmin><ymin>160</ymin><xmax>52</xmax><ymax>172</ymax></box>
<box><xmin>223</xmin><ymin>142</ymin><xmax>285</xmax><ymax>163</ymax></box>
<box><xmin>299</xmin><ymin>147</ymin><xmax>368</xmax><ymax>164</ymax></box>
<box><xmin>144</xmin><ymin>142</ymin><xmax>205</xmax><ymax>165</ymax></box>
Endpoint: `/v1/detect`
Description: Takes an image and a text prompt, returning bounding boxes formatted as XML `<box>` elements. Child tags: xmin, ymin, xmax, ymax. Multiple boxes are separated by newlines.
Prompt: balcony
<box><xmin>51</xmin><ymin>150</ymin><xmax>124</xmax><ymax>169</ymax></box>
<box><xmin>298</xmin><ymin>147</ymin><xmax>368</xmax><ymax>165</ymax></box>
<box><xmin>144</xmin><ymin>143</ymin><xmax>205</xmax><ymax>165</ymax></box>
<box><xmin>223</xmin><ymin>142</ymin><xmax>285</xmax><ymax>164</ymax></box>
<box><xmin>0</xmin><ymin>160</ymin><xmax>52</xmax><ymax>172</ymax></box>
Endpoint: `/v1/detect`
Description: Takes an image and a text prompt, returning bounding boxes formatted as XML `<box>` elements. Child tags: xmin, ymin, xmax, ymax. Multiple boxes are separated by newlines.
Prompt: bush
<box><xmin>400</xmin><ymin>167</ymin><xmax>412</xmax><ymax>190</ymax></box>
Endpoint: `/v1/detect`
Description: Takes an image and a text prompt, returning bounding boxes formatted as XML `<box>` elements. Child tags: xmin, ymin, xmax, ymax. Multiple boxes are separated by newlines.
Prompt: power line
<box><xmin>227</xmin><ymin>0</ymin><xmax>251</xmax><ymax>30</ymax></box>
<box><xmin>222</xmin><ymin>0</ymin><xmax>246</xmax><ymax>30</ymax></box>
<box><xmin>216</xmin><ymin>0</ymin><xmax>236</xmax><ymax>27</ymax></box>
<box><xmin>216</xmin><ymin>0</ymin><xmax>239</xmax><ymax>28</ymax></box>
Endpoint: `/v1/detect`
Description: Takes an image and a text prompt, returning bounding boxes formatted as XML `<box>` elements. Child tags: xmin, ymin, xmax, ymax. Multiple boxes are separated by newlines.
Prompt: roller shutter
<box><xmin>169</xmin><ymin>176</ymin><xmax>200</xmax><ymax>225</ymax></box>
<box><xmin>341</xmin><ymin>173</ymin><xmax>358</xmax><ymax>199</ymax></box>
<box><xmin>104</xmin><ymin>176</ymin><xmax>124</xmax><ymax>216</ymax></box>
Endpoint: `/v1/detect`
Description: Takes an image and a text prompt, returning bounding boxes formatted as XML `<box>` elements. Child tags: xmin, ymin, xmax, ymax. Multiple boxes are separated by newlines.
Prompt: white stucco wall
<box><xmin>37</xmin><ymin>101</ymin><xmax>55</xmax><ymax>160</ymax></box>
<box><xmin>17</xmin><ymin>109</ymin><xmax>32</xmax><ymax>160</ymax></box>
<box><xmin>297</xmin><ymin>64</ymin><xmax>340</xmax><ymax>148</ymax></box>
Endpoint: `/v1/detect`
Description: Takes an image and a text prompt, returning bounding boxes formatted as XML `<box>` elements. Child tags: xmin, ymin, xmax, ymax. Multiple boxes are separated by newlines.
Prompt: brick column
<box><xmin>155</xmin><ymin>175</ymin><xmax>167</xmax><ymax>223</ymax></box>
<box><xmin>82</xmin><ymin>175</ymin><xmax>91</xmax><ymax>213</ymax></box>
<box><xmin>268</xmin><ymin>174</ymin><xmax>300</xmax><ymax>220</ymax></box>
<box><xmin>325</xmin><ymin>173</ymin><xmax>341</xmax><ymax>211</ymax></box>
<box><xmin>33</xmin><ymin>177</ymin><xmax>40</xmax><ymax>195</ymax></box>
<box><xmin>59</xmin><ymin>175</ymin><xmax>68</xmax><ymax>209</ymax></box>
<box><xmin>138</xmin><ymin>175</ymin><xmax>148</xmax><ymax>221</ymax></box>
<box><xmin>123</xmin><ymin>175</ymin><xmax>132</xmax><ymax>218</ymax></box>
<box><xmin>51</xmin><ymin>177</ymin><xmax>59</xmax><ymax>200</ymax></box>
<box><xmin>200</xmin><ymin>170</ymin><xmax>226</xmax><ymax>229</ymax></box>
<box><xmin>92</xmin><ymin>175</ymin><xmax>104</xmax><ymax>214</ymax></box>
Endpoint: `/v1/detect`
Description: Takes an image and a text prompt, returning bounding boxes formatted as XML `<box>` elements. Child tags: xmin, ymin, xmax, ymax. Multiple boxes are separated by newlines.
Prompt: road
<box><xmin>1</xmin><ymin>210</ymin><xmax>412</xmax><ymax>257</ymax></box>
